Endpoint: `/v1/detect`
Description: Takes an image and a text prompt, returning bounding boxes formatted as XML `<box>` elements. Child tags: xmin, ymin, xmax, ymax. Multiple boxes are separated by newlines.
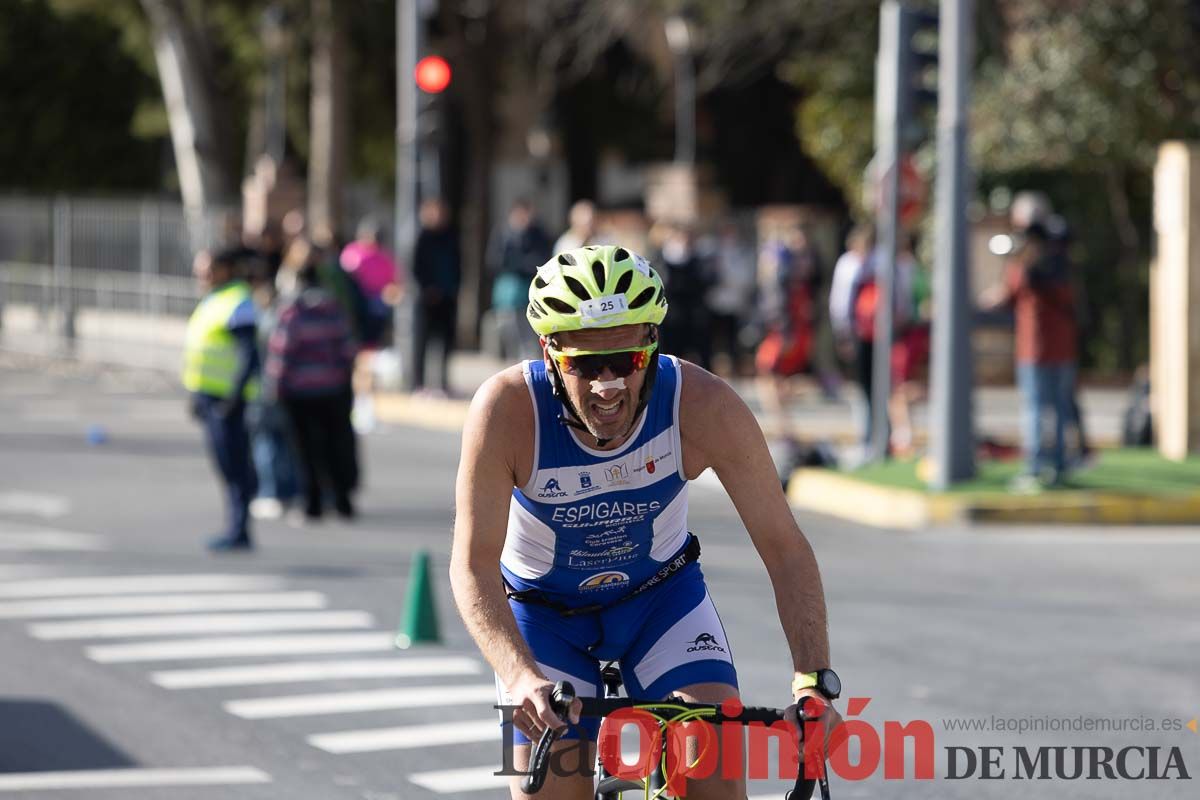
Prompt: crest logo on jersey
<box><xmin>579</xmin><ymin>472</ymin><xmax>593</xmax><ymax>489</ymax></box>
<box><xmin>645</xmin><ymin>458</ymin><xmax>656</xmax><ymax>474</ymax></box>
<box><xmin>537</xmin><ymin>478</ymin><xmax>567</xmax><ymax>498</ymax></box>
<box><xmin>603</xmin><ymin>463</ymin><xmax>630</xmax><ymax>485</ymax></box>
<box><xmin>578</xmin><ymin>571</ymin><xmax>630</xmax><ymax>592</ymax></box>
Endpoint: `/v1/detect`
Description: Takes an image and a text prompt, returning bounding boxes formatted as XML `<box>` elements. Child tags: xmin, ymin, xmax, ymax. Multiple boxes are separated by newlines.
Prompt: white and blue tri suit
<box><xmin>498</xmin><ymin>355</ymin><xmax>737</xmax><ymax>742</ymax></box>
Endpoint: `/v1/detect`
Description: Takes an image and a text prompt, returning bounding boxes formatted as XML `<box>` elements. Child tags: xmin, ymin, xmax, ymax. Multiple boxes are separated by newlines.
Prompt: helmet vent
<box><xmin>543</xmin><ymin>297</ymin><xmax>575</xmax><ymax>314</ymax></box>
<box><xmin>527</xmin><ymin>304</ymin><xmax>542</xmax><ymax>319</ymax></box>
<box><xmin>590</xmin><ymin>260</ymin><xmax>606</xmax><ymax>291</ymax></box>
<box><xmin>629</xmin><ymin>287</ymin><xmax>655</xmax><ymax>309</ymax></box>
<box><xmin>533</xmin><ymin>276</ymin><xmax>548</xmax><ymax>289</ymax></box>
<box><xmin>531</xmin><ymin>299</ymin><xmax>549</xmax><ymax>315</ymax></box>
<box><xmin>613</xmin><ymin>247</ymin><xmax>630</xmax><ymax>262</ymax></box>
<box><xmin>564</xmin><ymin>276</ymin><xmax>591</xmax><ymax>301</ymax></box>
<box><xmin>613</xmin><ymin>270</ymin><xmax>634</xmax><ymax>295</ymax></box>
<box><xmin>654</xmin><ymin>287</ymin><xmax>664</xmax><ymax>305</ymax></box>
<box><xmin>558</xmin><ymin>253</ymin><xmax>577</xmax><ymax>266</ymax></box>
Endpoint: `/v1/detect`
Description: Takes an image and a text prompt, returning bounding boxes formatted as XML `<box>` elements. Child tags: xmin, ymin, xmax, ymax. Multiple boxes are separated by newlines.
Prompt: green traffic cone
<box><xmin>395</xmin><ymin>549</ymin><xmax>441</xmax><ymax>648</ymax></box>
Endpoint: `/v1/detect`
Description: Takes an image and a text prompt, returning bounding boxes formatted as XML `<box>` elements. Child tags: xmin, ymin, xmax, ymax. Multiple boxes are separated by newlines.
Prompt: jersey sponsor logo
<box><xmin>633</xmin><ymin>450</ymin><xmax>674</xmax><ymax>474</ymax></box>
<box><xmin>645</xmin><ymin>458</ymin><xmax>655</xmax><ymax>474</ymax></box>
<box><xmin>574</xmin><ymin>470</ymin><xmax>601</xmax><ymax>496</ymax></box>
<box><xmin>686</xmin><ymin>632</ymin><xmax>727</xmax><ymax>653</ymax></box>
<box><xmin>537</xmin><ymin>478</ymin><xmax>568</xmax><ymax>498</ymax></box>
<box><xmin>550</xmin><ymin>499</ymin><xmax>661</xmax><ymax>525</ymax></box>
<box><xmin>603</xmin><ymin>463</ymin><xmax>630</xmax><ymax>485</ymax></box>
<box><xmin>578</xmin><ymin>571</ymin><xmax>630</xmax><ymax>592</ymax></box>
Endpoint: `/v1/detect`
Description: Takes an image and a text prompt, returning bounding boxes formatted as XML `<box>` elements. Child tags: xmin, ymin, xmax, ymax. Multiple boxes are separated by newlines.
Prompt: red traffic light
<box><xmin>415</xmin><ymin>55</ymin><xmax>451</xmax><ymax>94</ymax></box>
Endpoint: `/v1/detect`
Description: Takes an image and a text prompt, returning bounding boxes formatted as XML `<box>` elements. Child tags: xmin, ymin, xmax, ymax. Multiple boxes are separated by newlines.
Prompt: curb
<box><xmin>373</xmin><ymin>393</ymin><xmax>471</xmax><ymax>432</ymax></box>
<box><xmin>786</xmin><ymin>468</ymin><xmax>1200</xmax><ymax>528</ymax></box>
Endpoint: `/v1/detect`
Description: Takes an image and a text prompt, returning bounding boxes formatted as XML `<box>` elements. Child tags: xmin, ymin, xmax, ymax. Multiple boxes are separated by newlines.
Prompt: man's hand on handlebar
<box><xmin>790</xmin><ymin>690</ymin><xmax>844</xmax><ymax>760</ymax></box>
<box><xmin>510</xmin><ymin>674</ymin><xmax>582</xmax><ymax>741</ymax></box>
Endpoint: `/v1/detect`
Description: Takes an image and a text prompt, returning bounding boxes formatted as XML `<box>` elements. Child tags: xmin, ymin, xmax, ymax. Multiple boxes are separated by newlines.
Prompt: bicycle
<box><xmin>521</xmin><ymin>666</ymin><xmax>832</xmax><ymax>800</ymax></box>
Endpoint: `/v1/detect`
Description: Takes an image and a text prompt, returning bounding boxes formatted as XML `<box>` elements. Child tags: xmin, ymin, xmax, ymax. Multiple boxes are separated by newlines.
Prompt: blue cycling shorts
<box><xmin>496</xmin><ymin>561</ymin><xmax>738</xmax><ymax>743</ymax></box>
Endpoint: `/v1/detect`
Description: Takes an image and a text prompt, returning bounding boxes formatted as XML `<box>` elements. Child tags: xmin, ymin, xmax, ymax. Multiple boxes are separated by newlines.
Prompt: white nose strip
<box><xmin>590</xmin><ymin>377</ymin><xmax>627</xmax><ymax>394</ymax></box>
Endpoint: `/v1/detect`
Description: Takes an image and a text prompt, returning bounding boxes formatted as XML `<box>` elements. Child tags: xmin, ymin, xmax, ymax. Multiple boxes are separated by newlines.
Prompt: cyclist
<box><xmin>450</xmin><ymin>245</ymin><xmax>842</xmax><ymax>799</ymax></box>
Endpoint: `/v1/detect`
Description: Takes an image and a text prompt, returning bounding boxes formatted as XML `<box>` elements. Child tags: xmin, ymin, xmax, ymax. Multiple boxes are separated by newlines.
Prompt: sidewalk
<box><xmin>373</xmin><ymin>349</ymin><xmax>1128</xmax><ymax>451</ymax></box>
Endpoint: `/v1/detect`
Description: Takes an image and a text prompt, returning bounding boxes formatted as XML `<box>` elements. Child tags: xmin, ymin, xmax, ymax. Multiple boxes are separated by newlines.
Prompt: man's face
<box><xmin>545</xmin><ymin>324</ymin><xmax>654</xmax><ymax>446</ymax></box>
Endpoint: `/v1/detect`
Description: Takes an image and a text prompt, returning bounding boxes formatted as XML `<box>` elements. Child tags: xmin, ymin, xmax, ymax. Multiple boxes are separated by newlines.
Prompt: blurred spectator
<box><xmin>887</xmin><ymin>233</ymin><xmax>930</xmax><ymax>457</ymax></box>
<box><xmin>183</xmin><ymin>248</ymin><xmax>260</xmax><ymax>552</ymax></box>
<box><xmin>487</xmin><ymin>198</ymin><xmax>551</xmax><ymax>361</ymax></box>
<box><xmin>412</xmin><ymin>198</ymin><xmax>461</xmax><ymax>395</ymax></box>
<box><xmin>656</xmin><ymin>224</ymin><xmax>712</xmax><ymax>369</ymax></box>
<box><xmin>755</xmin><ymin>227</ymin><xmax>822</xmax><ymax>438</ymax></box>
<box><xmin>266</xmin><ymin>263</ymin><xmax>358</xmax><ymax>521</ymax></box>
<box><xmin>980</xmin><ymin>222</ymin><xmax>1078</xmax><ymax>489</ymax></box>
<box><xmin>247</xmin><ymin>265</ymin><xmax>299</xmax><ymax>520</ymax></box>
<box><xmin>339</xmin><ymin>218</ymin><xmax>401</xmax><ymax>347</ymax></box>
<box><xmin>707</xmin><ymin>221</ymin><xmax>757</xmax><ymax>375</ymax></box>
<box><xmin>1010</xmin><ymin>192</ymin><xmax>1092</xmax><ymax>467</ymax></box>
<box><xmin>279</xmin><ymin>238</ymin><xmax>364</xmax><ymax>478</ymax></box>
<box><xmin>553</xmin><ymin>199</ymin><xmax>598</xmax><ymax>254</ymax></box>
<box><xmin>828</xmin><ymin>225</ymin><xmax>877</xmax><ymax>447</ymax></box>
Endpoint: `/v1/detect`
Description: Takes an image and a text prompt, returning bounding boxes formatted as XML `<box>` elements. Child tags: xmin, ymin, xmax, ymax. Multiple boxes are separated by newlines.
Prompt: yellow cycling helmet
<box><xmin>526</xmin><ymin>245</ymin><xmax>668</xmax><ymax>336</ymax></box>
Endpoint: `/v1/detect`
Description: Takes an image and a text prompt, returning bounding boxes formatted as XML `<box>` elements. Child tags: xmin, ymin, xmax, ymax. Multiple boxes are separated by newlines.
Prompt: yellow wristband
<box><xmin>792</xmin><ymin>672</ymin><xmax>819</xmax><ymax>696</ymax></box>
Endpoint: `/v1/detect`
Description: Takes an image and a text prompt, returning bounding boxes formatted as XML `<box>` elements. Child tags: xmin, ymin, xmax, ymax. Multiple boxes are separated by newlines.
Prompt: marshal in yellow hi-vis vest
<box><xmin>181</xmin><ymin>281</ymin><xmax>259</xmax><ymax>400</ymax></box>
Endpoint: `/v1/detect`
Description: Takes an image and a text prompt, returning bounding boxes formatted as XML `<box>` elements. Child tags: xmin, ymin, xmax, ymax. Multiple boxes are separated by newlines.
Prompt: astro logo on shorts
<box><xmin>686</xmin><ymin>632</ymin><xmax>727</xmax><ymax>653</ymax></box>
<box><xmin>578</xmin><ymin>571</ymin><xmax>629</xmax><ymax>592</ymax></box>
<box><xmin>537</xmin><ymin>478</ymin><xmax>568</xmax><ymax>498</ymax></box>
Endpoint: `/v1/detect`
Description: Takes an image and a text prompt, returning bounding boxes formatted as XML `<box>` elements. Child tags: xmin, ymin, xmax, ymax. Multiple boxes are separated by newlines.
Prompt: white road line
<box><xmin>0</xmin><ymin>592</ymin><xmax>328</xmax><ymax>619</ymax></box>
<box><xmin>0</xmin><ymin>574</ymin><xmax>284</xmax><ymax>598</ymax></box>
<box><xmin>87</xmin><ymin>632</ymin><xmax>397</xmax><ymax>663</ymax></box>
<box><xmin>30</xmin><ymin>611</ymin><xmax>374</xmax><ymax>640</ymax></box>
<box><xmin>408</xmin><ymin>766</ymin><xmax>509</xmax><ymax>794</ymax></box>
<box><xmin>309</xmin><ymin>719</ymin><xmax>498</xmax><ymax>753</ymax></box>
<box><xmin>0</xmin><ymin>766</ymin><xmax>271</xmax><ymax>792</ymax></box>
<box><xmin>0</xmin><ymin>530</ymin><xmax>108</xmax><ymax>551</ymax></box>
<box><xmin>151</xmin><ymin>656</ymin><xmax>482</xmax><ymax>689</ymax></box>
<box><xmin>225</xmin><ymin>684</ymin><xmax>497</xmax><ymax>719</ymax></box>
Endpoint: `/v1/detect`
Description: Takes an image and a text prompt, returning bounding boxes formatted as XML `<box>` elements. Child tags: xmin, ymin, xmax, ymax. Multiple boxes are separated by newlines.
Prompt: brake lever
<box><xmin>519</xmin><ymin>681</ymin><xmax>577</xmax><ymax>795</ymax></box>
<box><xmin>785</xmin><ymin>696</ymin><xmax>832</xmax><ymax>800</ymax></box>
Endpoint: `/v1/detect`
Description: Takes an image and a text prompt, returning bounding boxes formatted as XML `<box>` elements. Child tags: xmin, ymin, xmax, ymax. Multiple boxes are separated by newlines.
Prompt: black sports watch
<box><xmin>793</xmin><ymin>668</ymin><xmax>842</xmax><ymax>700</ymax></box>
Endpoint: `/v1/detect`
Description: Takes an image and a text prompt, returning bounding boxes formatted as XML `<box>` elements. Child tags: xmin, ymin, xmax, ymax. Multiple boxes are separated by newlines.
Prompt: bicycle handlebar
<box><xmin>521</xmin><ymin>681</ymin><xmax>831</xmax><ymax>799</ymax></box>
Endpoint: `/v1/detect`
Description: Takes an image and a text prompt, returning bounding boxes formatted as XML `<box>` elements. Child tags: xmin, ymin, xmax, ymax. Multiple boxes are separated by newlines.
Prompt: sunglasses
<box><xmin>545</xmin><ymin>342</ymin><xmax>658</xmax><ymax>380</ymax></box>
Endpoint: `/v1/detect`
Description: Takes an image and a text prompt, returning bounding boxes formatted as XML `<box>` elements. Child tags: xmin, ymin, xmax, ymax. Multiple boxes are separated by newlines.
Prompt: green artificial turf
<box><xmin>844</xmin><ymin>448</ymin><xmax>1200</xmax><ymax>496</ymax></box>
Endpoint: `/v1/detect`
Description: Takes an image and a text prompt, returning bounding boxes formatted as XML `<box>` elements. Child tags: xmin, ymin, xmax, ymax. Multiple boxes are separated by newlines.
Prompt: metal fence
<box><xmin>0</xmin><ymin>195</ymin><xmax>233</xmax><ymax>278</ymax></box>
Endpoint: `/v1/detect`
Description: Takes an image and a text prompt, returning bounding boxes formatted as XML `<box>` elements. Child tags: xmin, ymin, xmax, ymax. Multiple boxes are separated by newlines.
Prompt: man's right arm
<box><xmin>448</xmin><ymin>372</ymin><xmax>577</xmax><ymax>733</ymax></box>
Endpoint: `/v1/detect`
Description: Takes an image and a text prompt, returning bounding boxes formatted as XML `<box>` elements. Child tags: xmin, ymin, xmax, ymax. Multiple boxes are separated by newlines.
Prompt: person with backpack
<box><xmin>829</xmin><ymin>225</ymin><xmax>877</xmax><ymax>448</ymax></box>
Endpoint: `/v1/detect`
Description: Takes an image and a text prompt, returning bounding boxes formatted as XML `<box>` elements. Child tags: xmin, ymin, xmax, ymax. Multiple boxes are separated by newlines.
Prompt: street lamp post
<box><xmin>664</xmin><ymin>16</ymin><xmax>695</xmax><ymax>166</ymax></box>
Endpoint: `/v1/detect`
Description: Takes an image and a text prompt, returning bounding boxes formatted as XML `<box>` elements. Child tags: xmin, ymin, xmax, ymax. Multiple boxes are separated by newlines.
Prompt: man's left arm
<box><xmin>225</xmin><ymin>299</ymin><xmax>259</xmax><ymax>414</ymax></box>
<box><xmin>680</xmin><ymin>366</ymin><xmax>831</xmax><ymax>688</ymax></box>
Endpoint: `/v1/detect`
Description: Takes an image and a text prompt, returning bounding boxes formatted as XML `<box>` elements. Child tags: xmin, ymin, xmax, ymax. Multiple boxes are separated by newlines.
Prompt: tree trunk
<box><xmin>140</xmin><ymin>0</ymin><xmax>235</xmax><ymax>229</ymax></box>
<box><xmin>1105</xmin><ymin>164</ymin><xmax>1142</xmax><ymax>371</ymax></box>
<box><xmin>308</xmin><ymin>0</ymin><xmax>349</xmax><ymax>246</ymax></box>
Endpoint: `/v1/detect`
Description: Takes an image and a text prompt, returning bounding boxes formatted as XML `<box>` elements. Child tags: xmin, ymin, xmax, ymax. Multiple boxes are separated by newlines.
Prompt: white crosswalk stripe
<box><xmin>151</xmin><ymin>656</ymin><xmax>482</xmax><ymax>689</ymax></box>
<box><xmin>29</xmin><ymin>610</ymin><xmax>375</xmax><ymax>640</ymax></box>
<box><xmin>225</xmin><ymin>684</ymin><xmax>498</xmax><ymax>719</ymax></box>
<box><xmin>408</xmin><ymin>766</ymin><xmax>509</xmax><ymax>794</ymax></box>
<box><xmin>0</xmin><ymin>573</ymin><xmax>284</xmax><ymax>598</ymax></box>
<box><xmin>0</xmin><ymin>766</ymin><xmax>271</xmax><ymax>791</ymax></box>
<box><xmin>87</xmin><ymin>632</ymin><xmax>398</xmax><ymax>663</ymax></box>
<box><xmin>0</xmin><ymin>591</ymin><xmax>329</xmax><ymax>619</ymax></box>
<box><xmin>308</xmin><ymin>719</ymin><xmax>499</xmax><ymax>753</ymax></box>
<box><xmin>0</xmin><ymin>530</ymin><xmax>108</xmax><ymax>551</ymax></box>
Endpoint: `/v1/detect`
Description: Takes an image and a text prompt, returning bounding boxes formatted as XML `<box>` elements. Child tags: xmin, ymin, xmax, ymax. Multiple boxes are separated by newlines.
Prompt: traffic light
<box><xmin>414</xmin><ymin>55</ymin><xmax>451</xmax><ymax>94</ymax></box>
<box><xmin>898</xmin><ymin>5</ymin><xmax>938</xmax><ymax>147</ymax></box>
